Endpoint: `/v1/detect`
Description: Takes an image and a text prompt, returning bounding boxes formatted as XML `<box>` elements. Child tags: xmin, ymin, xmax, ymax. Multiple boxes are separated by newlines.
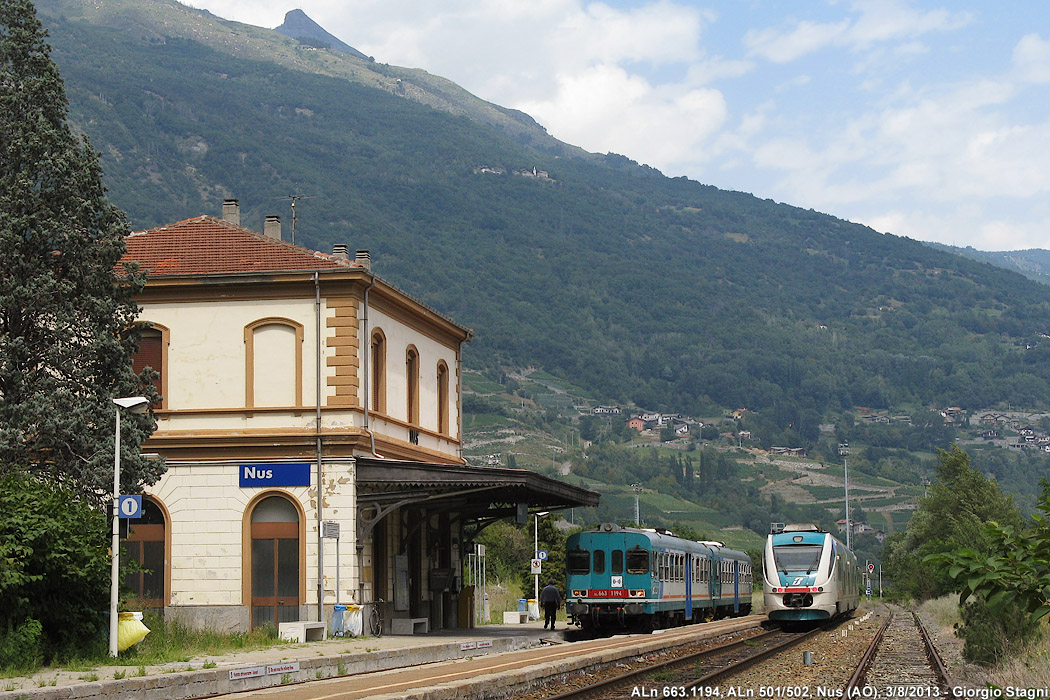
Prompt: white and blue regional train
<box><xmin>763</xmin><ymin>523</ymin><xmax>860</xmax><ymax>622</ymax></box>
<box><xmin>565</xmin><ymin>523</ymin><xmax>753</xmax><ymax>632</ymax></box>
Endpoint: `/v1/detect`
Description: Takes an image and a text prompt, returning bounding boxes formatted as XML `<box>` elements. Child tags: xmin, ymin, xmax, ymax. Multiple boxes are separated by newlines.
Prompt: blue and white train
<box><xmin>565</xmin><ymin>523</ymin><xmax>753</xmax><ymax>632</ymax></box>
<box><xmin>763</xmin><ymin>523</ymin><xmax>860</xmax><ymax>622</ymax></box>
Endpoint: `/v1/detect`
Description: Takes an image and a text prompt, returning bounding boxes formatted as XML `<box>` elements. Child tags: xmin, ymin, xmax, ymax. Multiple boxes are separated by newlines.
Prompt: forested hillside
<box><xmin>929</xmin><ymin>242</ymin><xmax>1050</xmax><ymax>286</ymax></box>
<box><xmin>37</xmin><ymin>0</ymin><xmax>1050</xmax><ymax>441</ymax></box>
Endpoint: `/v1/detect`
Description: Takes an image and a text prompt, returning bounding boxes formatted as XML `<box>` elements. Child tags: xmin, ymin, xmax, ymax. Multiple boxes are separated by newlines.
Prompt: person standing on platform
<box><xmin>540</xmin><ymin>580</ymin><xmax>561</xmax><ymax>630</ymax></box>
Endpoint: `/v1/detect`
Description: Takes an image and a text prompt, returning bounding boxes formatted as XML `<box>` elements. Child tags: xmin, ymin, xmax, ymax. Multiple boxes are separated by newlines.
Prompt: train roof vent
<box><xmin>782</xmin><ymin>523</ymin><xmax>821</xmax><ymax>532</ymax></box>
<box><xmin>699</xmin><ymin>540</ymin><xmax>726</xmax><ymax>548</ymax></box>
<box><xmin>655</xmin><ymin>528</ymin><xmax>676</xmax><ymax>536</ymax></box>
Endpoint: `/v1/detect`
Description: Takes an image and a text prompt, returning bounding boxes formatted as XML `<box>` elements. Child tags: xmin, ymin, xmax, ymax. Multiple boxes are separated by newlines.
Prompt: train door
<box><xmin>685</xmin><ymin>553</ymin><xmax>693</xmax><ymax>620</ymax></box>
<box><xmin>733</xmin><ymin>560</ymin><xmax>740</xmax><ymax>615</ymax></box>
<box><xmin>710</xmin><ymin>557</ymin><xmax>721</xmax><ymax>604</ymax></box>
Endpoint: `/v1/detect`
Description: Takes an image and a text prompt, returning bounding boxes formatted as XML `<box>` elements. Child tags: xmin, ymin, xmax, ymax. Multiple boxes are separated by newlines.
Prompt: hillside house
<box><xmin>627</xmin><ymin>417</ymin><xmax>645</xmax><ymax>432</ymax></box>
<box><xmin>835</xmin><ymin>520</ymin><xmax>886</xmax><ymax>543</ymax></box>
<box><xmin>119</xmin><ymin>200</ymin><xmax>597</xmax><ymax>632</ymax></box>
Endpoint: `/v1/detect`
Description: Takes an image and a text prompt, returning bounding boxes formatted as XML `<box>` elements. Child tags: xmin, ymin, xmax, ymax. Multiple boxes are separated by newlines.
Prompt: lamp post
<box><xmin>110</xmin><ymin>396</ymin><xmax>149</xmax><ymax>657</ymax></box>
<box><xmin>533</xmin><ymin>511</ymin><xmax>549</xmax><ymax>604</ymax></box>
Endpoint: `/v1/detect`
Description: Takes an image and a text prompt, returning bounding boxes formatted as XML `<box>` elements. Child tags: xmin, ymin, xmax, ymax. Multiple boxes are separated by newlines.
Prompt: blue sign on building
<box><xmin>239</xmin><ymin>463</ymin><xmax>311</xmax><ymax>488</ymax></box>
<box><xmin>118</xmin><ymin>495</ymin><xmax>142</xmax><ymax>519</ymax></box>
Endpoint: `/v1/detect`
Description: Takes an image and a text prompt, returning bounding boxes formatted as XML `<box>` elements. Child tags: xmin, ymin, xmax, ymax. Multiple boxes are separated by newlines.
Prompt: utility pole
<box><xmin>632</xmin><ymin>483</ymin><xmax>642</xmax><ymax>526</ymax></box>
<box><xmin>839</xmin><ymin>441</ymin><xmax>851</xmax><ymax>550</ymax></box>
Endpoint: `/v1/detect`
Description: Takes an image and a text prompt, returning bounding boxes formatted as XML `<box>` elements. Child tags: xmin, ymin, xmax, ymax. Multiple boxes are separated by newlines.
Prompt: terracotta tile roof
<box><xmin>120</xmin><ymin>216</ymin><xmax>354</xmax><ymax>276</ymax></box>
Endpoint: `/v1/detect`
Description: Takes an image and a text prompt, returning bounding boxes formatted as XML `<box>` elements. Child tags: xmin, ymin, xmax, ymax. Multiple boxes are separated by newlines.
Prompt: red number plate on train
<box><xmin>588</xmin><ymin>589</ymin><xmax>628</xmax><ymax>598</ymax></box>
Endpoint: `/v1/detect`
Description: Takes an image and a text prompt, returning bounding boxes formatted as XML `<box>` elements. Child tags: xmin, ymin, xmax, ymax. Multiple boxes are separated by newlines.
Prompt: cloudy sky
<box><xmin>186</xmin><ymin>0</ymin><xmax>1050</xmax><ymax>252</ymax></box>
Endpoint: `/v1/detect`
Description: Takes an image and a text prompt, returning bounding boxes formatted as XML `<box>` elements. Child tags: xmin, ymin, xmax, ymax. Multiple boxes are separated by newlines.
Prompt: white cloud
<box><xmin>867</xmin><ymin>207</ymin><xmax>1050</xmax><ymax>252</ymax></box>
<box><xmin>518</xmin><ymin>64</ymin><xmax>727</xmax><ymax>171</ymax></box>
<box><xmin>744</xmin><ymin>0</ymin><xmax>970</xmax><ymax>64</ymax></box>
<box><xmin>1013</xmin><ymin>34</ymin><xmax>1050</xmax><ymax>84</ymax></box>
<box><xmin>744</xmin><ymin>20</ymin><xmax>851</xmax><ymax>63</ymax></box>
<box><xmin>847</xmin><ymin>0</ymin><xmax>971</xmax><ymax>44</ymax></box>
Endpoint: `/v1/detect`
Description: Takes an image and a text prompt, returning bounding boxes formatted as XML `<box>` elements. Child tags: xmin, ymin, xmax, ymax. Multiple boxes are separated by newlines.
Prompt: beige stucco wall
<box><xmin>135</xmin><ymin>286</ymin><xmax>463</xmax><ymax>628</ymax></box>
<box><xmin>141</xmin><ymin>297</ymin><xmax>461</xmax><ymax>454</ymax></box>
<box><xmin>363</xmin><ymin>305</ymin><xmax>460</xmax><ymax>438</ymax></box>
<box><xmin>146</xmin><ymin>458</ymin><xmax>357</xmax><ymax>615</ymax></box>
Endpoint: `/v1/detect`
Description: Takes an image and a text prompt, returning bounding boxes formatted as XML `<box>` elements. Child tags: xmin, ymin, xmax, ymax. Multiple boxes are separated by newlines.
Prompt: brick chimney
<box><xmin>222</xmin><ymin>199</ymin><xmax>240</xmax><ymax>225</ymax></box>
<box><xmin>332</xmin><ymin>244</ymin><xmax>349</xmax><ymax>261</ymax></box>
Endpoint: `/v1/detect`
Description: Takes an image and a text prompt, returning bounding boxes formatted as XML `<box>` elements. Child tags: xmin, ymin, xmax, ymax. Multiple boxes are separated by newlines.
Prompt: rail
<box><xmin>845</xmin><ymin>610</ymin><xmax>952</xmax><ymax>695</ymax></box>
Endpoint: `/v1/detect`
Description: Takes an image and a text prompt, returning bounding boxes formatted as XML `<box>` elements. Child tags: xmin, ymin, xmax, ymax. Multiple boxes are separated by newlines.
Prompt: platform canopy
<box><xmin>355</xmin><ymin>458</ymin><xmax>600</xmax><ymax>541</ymax></box>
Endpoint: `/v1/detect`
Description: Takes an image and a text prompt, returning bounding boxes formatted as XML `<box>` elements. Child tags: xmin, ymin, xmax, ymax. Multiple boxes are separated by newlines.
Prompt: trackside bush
<box><xmin>0</xmin><ymin>472</ymin><xmax>109</xmax><ymax>666</ymax></box>
<box><xmin>926</xmin><ymin>480</ymin><xmax>1050</xmax><ymax>663</ymax></box>
<box><xmin>0</xmin><ymin>618</ymin><xmax>44</xmax><ymax>671</ymax></box>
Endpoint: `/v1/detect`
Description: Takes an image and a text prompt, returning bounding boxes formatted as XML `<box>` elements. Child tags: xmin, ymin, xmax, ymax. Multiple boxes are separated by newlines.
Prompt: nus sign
<box><xmin>239</xmin><ymin>463</ymin><xmax>311</xmax><ymax>488</ymax></box>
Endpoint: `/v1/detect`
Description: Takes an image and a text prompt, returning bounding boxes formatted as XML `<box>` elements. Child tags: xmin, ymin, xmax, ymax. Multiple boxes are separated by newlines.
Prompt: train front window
<box><xmin>611</xmin><ymin>550</ymin><xmax>623</xmax><ymax>575</ymax></box>
<box><xmin>626</xmin><ymin>547</ymin><xmax>648</xmax><ymax>574</ymax></box>
<box><xmin>568</xmin><ymin>549</ymin><xmax>589</xmax><ymax>575</ymax></box>
<box><xmin>772</xmin><ymin>544</ymin><xmax>823</xmax><ymax>574</ymax></box>
<box><xmin>593</xmin><ymin>549</ymin><xmax>606</xmax><ymax>574</ymax></box>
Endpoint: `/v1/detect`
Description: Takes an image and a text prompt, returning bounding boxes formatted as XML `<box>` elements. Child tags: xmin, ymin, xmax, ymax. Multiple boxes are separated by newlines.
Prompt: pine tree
<box><xmin>0</xmin><ymin>0</ymin><xmax>163</xmax><ymax>505</ymax></box>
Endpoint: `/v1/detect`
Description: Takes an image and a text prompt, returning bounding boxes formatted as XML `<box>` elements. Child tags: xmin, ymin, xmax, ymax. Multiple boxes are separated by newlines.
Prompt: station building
<box><xmin>120</xmin><ymin>200</ymin><xmax>598</xmax><ymax>632</ymax></box>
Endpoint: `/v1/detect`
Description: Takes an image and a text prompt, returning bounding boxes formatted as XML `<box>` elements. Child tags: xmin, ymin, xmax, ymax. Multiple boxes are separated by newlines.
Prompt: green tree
<box><xmin>926</xmin><ymin>481</ymin><xmax>1050</xmax><ymax>662</ymax></box>
<box><xmin>474</xmin><ymin>520</ymin><xmax>532</xmax><ymax>592</ymax></box>
<box><xmin>0</xmin><ymin>0</ymin><xmax>162</xmax><ymax>504</ymax></box>
<box><xmin>0</xmin><ymin>473</ymin><xmax>110</xmax><ymax>665</ymax></box>
<box><xmin>884</xmin><ymin>445</ymin><xmax>1022</xmax><ymax>601</ymax></box>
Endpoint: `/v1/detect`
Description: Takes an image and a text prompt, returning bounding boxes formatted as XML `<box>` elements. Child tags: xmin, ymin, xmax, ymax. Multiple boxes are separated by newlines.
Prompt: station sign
<box><xmin>118</xmin><ymin>495</ymin><xmax>142</xmax><ymax>519</ymax></box>
<box><xmin>239</xmin><ymin>463</ymin><xmax>311</xmax><ymax>488</ymax></box>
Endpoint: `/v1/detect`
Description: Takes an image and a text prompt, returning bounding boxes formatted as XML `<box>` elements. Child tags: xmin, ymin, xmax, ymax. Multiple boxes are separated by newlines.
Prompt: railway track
<box><xmin>845</xmin><ymin>610</ymin><xmax>952</xmax><ymax>694</ymax></box>
<box><xmin>539</xmin><ymin>625</ymin><xmax>829</xmax><ymax>700</ymax></box>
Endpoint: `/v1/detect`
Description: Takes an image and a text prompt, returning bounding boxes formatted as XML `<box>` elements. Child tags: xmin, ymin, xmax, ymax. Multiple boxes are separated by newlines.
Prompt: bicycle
<box><xmin>367</xmin><ymin>598</ymin><xmax>384</xmax><ymax>637</ymax></box>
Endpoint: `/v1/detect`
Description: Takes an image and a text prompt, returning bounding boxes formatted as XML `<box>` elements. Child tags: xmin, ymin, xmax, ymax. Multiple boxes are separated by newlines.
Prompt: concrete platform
<box><xmin>0</xmin><ymin>620</ymin><xmax>560</xmax><ymax>700</ymax></box>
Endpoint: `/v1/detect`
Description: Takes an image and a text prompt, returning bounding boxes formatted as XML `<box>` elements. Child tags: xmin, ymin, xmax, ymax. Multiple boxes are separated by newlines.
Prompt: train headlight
<box><xmin>628</xmin><ymin>589</ymin><xmax>646</xmax><ymax>598</ymax></box>
<box><xmin>572</xmin><ymin>589</ymin><xmax>586</xmax><ymax>597</ymax></box>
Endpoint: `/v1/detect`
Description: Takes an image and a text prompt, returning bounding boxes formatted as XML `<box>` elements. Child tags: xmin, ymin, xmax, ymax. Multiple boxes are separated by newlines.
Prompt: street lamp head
<box><xmin>112</xmin><ymin>396</ymin><xmax>149</xmax><ymax>414</ymax></box>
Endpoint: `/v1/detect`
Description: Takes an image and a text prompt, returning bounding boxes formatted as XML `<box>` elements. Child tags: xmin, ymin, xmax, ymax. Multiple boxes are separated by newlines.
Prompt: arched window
<box><xmin>406</xmin><ymin>346</ymin><xmax>419</xmax><ymax>425</ymax></box>
<box><xmin>121</xmin><ymin>497</ymin><xmax>168</xmax><ymax>608</ymax></box>
<box><xmin>436</xmin><ymin>361</ymin><xmax>449</xmax><ymax>435</ymax></box>
<box><xmin>245</xmin><ymin>318</ymin><xmax>303</xmax><ymax>408</ymax></box>
<box><xmin>131</xmin><ymin>323</ymin><xmax>169</xmax><ymax>409</ymax></box>
<box><xmin>370</xmin><ymin>329</ymin><xmax>386</xmax><ymax>414</ymax></box>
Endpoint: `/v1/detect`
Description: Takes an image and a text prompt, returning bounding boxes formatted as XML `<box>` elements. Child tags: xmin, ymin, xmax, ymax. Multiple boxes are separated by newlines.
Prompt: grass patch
<box><xmin>124</xmin><ymin>613</ymin><xmax>283</xmax><ymax>665</ymax></box>
<box><xmin>1</xmin><ymin>614</ymin><xmax>288</xmax><ymax>678</ymax></box>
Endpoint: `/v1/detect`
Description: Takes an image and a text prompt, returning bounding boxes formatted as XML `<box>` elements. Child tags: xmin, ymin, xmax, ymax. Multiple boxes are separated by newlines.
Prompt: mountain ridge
<box><xmin>274</xmin><ymin>8</ymin><xmax>368</xmax><ymax>59</ymax></box>
<box><xmin>37</xmin><ymin>0</ymin><xmax>583</xmax><ymax>158</ymax></box>
<box><xmin>33</xmin><ymin>0</ymin><xmax>1050</xmax><ymax>436</ymax></box>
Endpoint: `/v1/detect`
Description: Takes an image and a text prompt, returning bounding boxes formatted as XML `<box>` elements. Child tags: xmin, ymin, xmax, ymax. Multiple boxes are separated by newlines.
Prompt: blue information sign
<box><xmin>239</xmin><ymin>463</ymin><xmax>311</xmax><ymax>488</ymax></box>
<box><xmin>118</xmin><ymin>495</ymin><xmax>142</xmax><ymax>519</ymax></box>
